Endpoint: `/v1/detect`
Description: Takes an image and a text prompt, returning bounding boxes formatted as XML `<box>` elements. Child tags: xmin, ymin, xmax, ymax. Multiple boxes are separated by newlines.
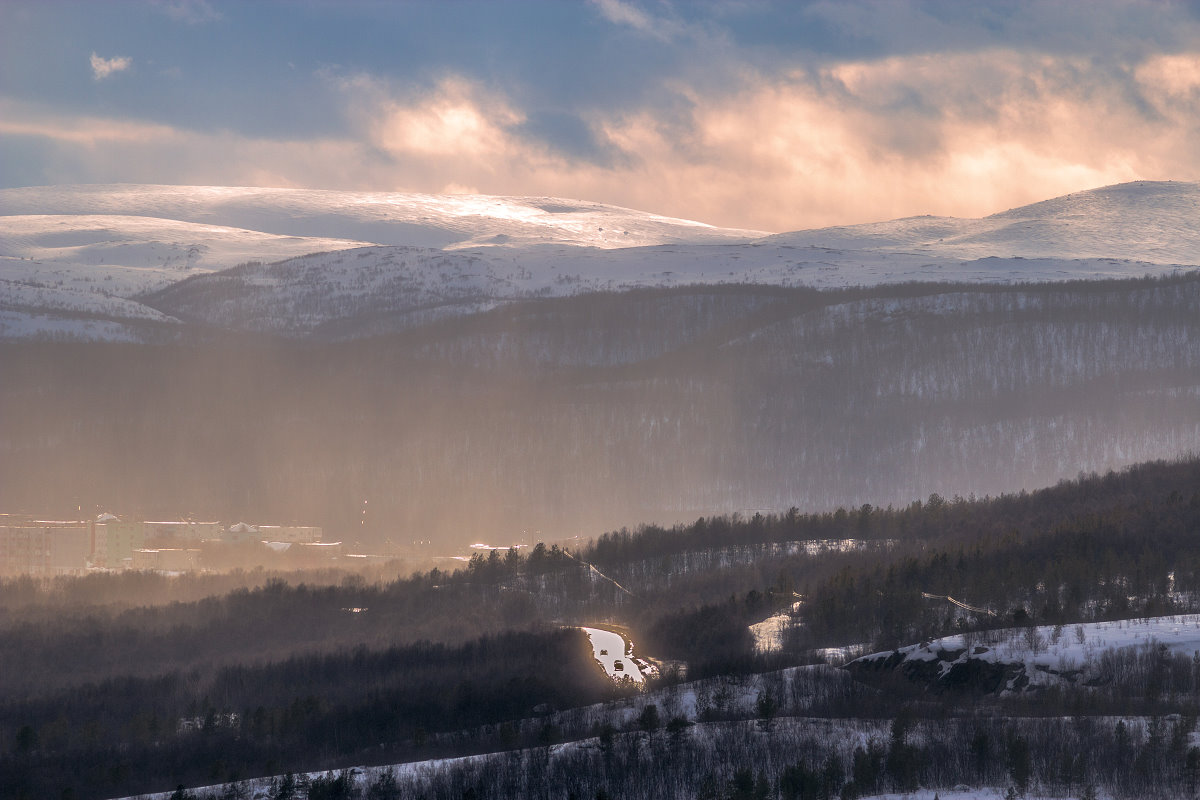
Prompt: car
<box><xmin>600</xmin><ymin>649</ymin><xmax>608</xmax><ymax>655</ymax></box>
<box><xmin>613</xmin><ymin>660</ymin><xmax>624</xmax><ymax>671</ymax></box>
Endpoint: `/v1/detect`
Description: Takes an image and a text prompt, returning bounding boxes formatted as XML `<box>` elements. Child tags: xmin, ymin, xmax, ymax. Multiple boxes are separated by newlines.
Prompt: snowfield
<box><xmin>2</xmin><ymin>180</ymin><xmax>1198</xmax><ymax>341</ymax></box>
<box><xmin>768</xmin><ymin>180</ymin><xmax>1200</xmax><ymax>264</ymax></box>
<box><xmin>0</xmin><ymin>184</ymin><xmax>764</xmax><ymax>251</ymax></box>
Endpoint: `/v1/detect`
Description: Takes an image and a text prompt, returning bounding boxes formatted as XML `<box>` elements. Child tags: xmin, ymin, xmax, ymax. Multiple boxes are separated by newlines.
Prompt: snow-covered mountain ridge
<box><xmin>771</xmin><ymin>180</ymin><xmax>1200</xmax><ymax>264</ymax></box>
<box><xmin>1</xmin><ymin>180</ymin><xmax>1197</xmax><ymax>341</ymax></box>
<box><xmin>0</xmin><ymin>183</ymin><xmax>764</xmax><ymax>250</ymax></box>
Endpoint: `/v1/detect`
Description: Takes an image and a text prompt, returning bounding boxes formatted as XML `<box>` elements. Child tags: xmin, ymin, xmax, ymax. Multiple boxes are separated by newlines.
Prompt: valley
<box><xmin>3</xmin><ymin>181</ymin><xmax>1200</xmax><ymax>800</ymax></box>
<box><xmin>8</xmin><ymin>2</ymin><xmax>1200</xmax><ymax>798</ymax></box>
<box><xmin>4</xmin><ymin>459</ymin><xmax>1200</xmax><ymax>798</ymax></box>
<box><xmin>4</xmin><ymin>274</ymin><xmax>1198</xmax><ymax>546</ymax></box>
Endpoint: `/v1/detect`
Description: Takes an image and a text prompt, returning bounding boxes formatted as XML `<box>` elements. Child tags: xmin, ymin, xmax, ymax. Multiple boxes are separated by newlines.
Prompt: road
<box><xmin>580</xmin><ymin>626</ymin><xmax>646</xmax><ymax>684</ymax></box>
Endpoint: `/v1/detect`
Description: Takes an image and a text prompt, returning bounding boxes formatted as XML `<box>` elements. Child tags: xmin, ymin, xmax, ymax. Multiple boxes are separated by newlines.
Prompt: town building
<box><xmin>131</xmin><ymin>548</ymin><xmax>201</xmax><ymax>572</ymax></box>
<box><xmin>224</xmin><ymin>522</ymin><xmax>260</xmax><ymax>544</ymax></box>
<box><xmin>144</xmin><ymin>520</ymin><xmax>223</xmax><ymax>543</ymax></box>
<box><xmin>0</xmin><ymin>521</ymin><xmax>90</xmax><ymax>576</ymax></box>
<box><xmin>253</xmin><ymin>525</ymin><xmax>323</xmax><ymax>543</ymax></box>
<box><xmin>90</xmin><ymin>513</ymin><xmax>146</xmax><ymax>568</ymax></box>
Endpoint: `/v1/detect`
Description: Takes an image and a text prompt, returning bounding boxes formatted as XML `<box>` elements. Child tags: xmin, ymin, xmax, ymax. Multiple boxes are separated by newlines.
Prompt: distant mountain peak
<box><xmin>0</xmin><ymin>183</ymin><xmax>766</xmax><ymax>251</ymax></box>
<box><xmin>765</xmin><ymin>179</ymin><xmax>1200</xmax><ymax>264</ymax></box>
<box><xmin>2</xmin><ymin>181</ymin><xmax>1198</xmax><ymax>342</ymax></box>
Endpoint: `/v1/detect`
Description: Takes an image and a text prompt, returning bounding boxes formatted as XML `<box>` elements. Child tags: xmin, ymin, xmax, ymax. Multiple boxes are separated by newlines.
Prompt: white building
<box><xmin>144</xmin><ymin>520</ymin><xmax>222</xmax><ymax>542</ymax></box>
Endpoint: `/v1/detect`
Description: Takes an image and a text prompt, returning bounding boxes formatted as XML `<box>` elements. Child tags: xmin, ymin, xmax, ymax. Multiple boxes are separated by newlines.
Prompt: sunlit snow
<box><xmin>581</xmin><ymin>626</ymin><xmax>646</xmax><ymax>684</ymax></box>
<box><xmin>2</xmin><ymin>180</ymin><xmax>1198</xmax><ymax>341</ymax></box>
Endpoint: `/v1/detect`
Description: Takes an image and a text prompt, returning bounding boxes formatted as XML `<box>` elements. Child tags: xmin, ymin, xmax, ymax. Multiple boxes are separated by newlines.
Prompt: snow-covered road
<box><xmin>581</xmin><ymin>626</ymin><xmax>646</xmax><ymax>684</ymax></box>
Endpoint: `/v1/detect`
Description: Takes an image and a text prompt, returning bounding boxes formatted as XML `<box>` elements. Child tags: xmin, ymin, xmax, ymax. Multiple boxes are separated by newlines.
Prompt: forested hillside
<box><xmin>5</xmin><ymin>459</ymin><xmax>1200</xmax><ymax>798</ymax></box>
<box><xmin>2</xmin><ymin>275</ymin><xmax>1198</xmax><ymax>545</ymax></box>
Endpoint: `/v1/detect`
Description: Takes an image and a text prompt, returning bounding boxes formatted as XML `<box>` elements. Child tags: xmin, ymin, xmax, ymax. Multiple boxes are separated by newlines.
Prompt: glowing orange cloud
<box><xmin>5</xmin><ymin>47</ymin><xmax>1200</xmax><ymax>231</ymax></box>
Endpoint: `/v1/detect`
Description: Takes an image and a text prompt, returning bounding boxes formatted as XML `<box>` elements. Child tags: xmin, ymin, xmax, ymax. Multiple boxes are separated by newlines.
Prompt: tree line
<box><xmin>0</xmin><ymin>628</ymin><xmax>618</xmax><ymax>800</ymax></box>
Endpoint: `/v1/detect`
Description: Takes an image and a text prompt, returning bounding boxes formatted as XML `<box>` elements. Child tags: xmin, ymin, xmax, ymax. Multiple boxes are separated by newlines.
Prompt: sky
<box><xmin>2</xmin><ymin>0</ymin><xmax>1200</xmax><ymax>232</ymax></box>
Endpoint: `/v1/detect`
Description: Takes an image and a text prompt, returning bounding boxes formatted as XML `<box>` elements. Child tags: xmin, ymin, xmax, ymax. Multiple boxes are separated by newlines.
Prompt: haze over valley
<box><xmin>3</xmin><ymin>181</ymin><xmax>1199</xmax><ymax>548</ymax></box>
<box><xmin>7</xmin><ymin>2</ymin><xmax>1200</xmax><ymax>798</ymax></box>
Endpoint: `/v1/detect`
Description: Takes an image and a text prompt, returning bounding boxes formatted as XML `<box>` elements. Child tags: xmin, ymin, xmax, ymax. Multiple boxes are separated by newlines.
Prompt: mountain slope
<box><xmin>0</xmin><ymin>184</ymin><xmax>765</xmax><ymax>250</ymax></box>
<box><xmin>5</xmin><ymin>276</ymin><xmax>1199</xmax><ymax>542</ymax></box>
<box><xmin>767</xmin><ymin>180</ymin><xmax>1200</xmax><ymax>263</ymax></box>
<box><xmin>142</xmin><ymin>244</ymin><xmax>1183</xmax><ymax>339</ymax></box>
<box><xmin>1</xmin><ymin>180</ymin><xmax>1198</xmax><ymax>341</ymax></box>
<box><xmin>849</xmin><ymin>615</ymin><xmax>1200</xmax><ymax>695</ymax></box>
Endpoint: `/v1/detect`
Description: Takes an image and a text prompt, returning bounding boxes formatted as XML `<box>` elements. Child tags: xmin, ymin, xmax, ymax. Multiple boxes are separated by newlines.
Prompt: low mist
<box><xmin>2</xmin><ymin>277</ymin><xmax>1199</xmax><ymax>556</ymax></box>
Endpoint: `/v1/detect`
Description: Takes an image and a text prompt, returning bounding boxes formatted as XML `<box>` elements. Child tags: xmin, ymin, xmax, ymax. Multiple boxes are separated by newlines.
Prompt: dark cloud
<box><xmin>0</xmin><ymin>135</ymin><xmax>61</xmax><ymax>188</ymax></box>
<box><xmin>515</xmin><ymin>110</ymin><xmax>633</xmax><ymax>169</ymax></box>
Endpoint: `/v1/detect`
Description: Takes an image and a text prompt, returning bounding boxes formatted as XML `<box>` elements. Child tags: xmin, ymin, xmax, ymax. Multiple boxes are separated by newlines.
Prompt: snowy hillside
<box><xmin>849</xmin><ymin>614</ymin><xmax>1200</xmax><ymax>694</ymax></box>
<box><xmin>0</xmin><ymin>213</ymin><xmax>376</xmax><ymax>339</ymax></box>
<box><xmin>145</xmin><ymin>242</ymin><xmax>1191</xmax><ymax>338</ymax></box>
<box><xmin>0</xmin><ymin>184</ymin><xmax>762</xmax><ymax>339</ymax></box>
<box><xmin>1</xmin><ymin>180</ymin><xmax>1198</xmax><ymax>340</ymax></box>
<box><xmin>0</xmin><ymin>184</ymin><xmax>764</xmax><ymax>250</ymax></box>
<box><xmin>768</xmin><ymin>180</ymin><xmax>1200</xmax><ymax>264</ymax></box>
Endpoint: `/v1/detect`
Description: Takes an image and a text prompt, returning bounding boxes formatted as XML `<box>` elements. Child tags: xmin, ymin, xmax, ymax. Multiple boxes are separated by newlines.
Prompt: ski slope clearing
<box><xmin>2</xmin><ymin>180</ymin><xmax>1199</xmax><ymax>340</ymax></box>
<box><xmin>850</xmin><ymin>614</ymin><xmax>1200</xmax><ymax>693</ymax></box>
<box><xmin>750</xmin><ymin>601</ymin><xmax>804</xmax><ymax>653</ymax></box>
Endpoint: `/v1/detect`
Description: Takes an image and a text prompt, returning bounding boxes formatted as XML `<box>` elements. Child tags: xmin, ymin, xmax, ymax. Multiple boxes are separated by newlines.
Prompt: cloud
<box><xmin>516</xmin><ymin>110</ymin><xmax>630</xmax><ymax>168</ymax></box>
<box><xmin>589</xmin><ymin>0</ymin><xmax>686</xmax><ymax>42</ymax></box>
<box><xmin>0</xmin><ymin>98</ymin><xmax>374</xmax><ymax>189</ymax></box>
<box><xmin>323</xmin><ymin>53</ymin><xmax>1199</xmax><ymax>231</ymax></box>
<box><xmin>9</xmin><ymin>41</ymin><xmax>1200</xmax><ymax>232</ymax></box>
<box><xmin>1136</xmin><ymin>53</ymin><xmax>1200</xmax><ymax>100</ymax></box>
<box><xmin>90</xmin><ymin>52</ymin><xmax>132</xmax><ymax>81</ymax></box>
<box><xmin>153</xmin><ymin>0</ymin><xmax>222</xmax><ymax>25</ymax></box>
<box><xmin>0</xmin><ymin>104</ymin><xmax>176</xmax><ymax>146</ymax></box>
<box><xmin>575</xmin><ymin>49</ymin><xmax>1185</xmax><ymax>229</ymax></box>
<box><xmin>370</xmin><ymin>77</ymin><xmax>523</xmax><ymax>159</ymax></box>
